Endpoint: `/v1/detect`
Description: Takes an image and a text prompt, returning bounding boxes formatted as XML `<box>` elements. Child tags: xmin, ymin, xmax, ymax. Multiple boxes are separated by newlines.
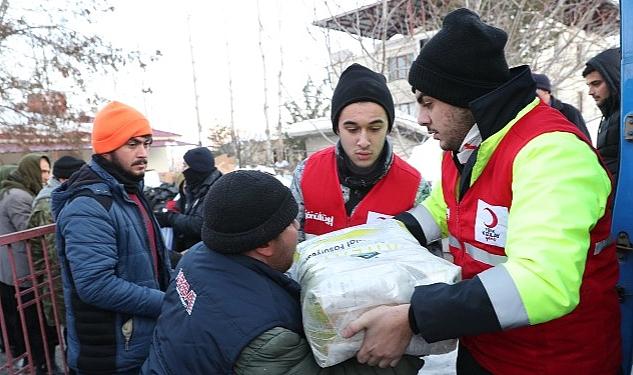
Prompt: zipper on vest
<box><xmin>122</xmin><ymin>318</ymin><xmax>133</xmax><ymax>351</ymax></box>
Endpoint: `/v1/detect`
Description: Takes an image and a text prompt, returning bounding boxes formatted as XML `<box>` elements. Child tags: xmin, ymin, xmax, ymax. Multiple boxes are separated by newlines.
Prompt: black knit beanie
<box><xmin>408</xmin><ymin>8</ymin><xmax>510</xmax><ymax>108</ymax></box>
<box><xmin>531</xmin><ymin>73</ymin><xmax>551</xmax><ymax>92</ymax></box>
<box><xmin>184</xmin><ymin>147</ymin><xmax>215</xmax><ymax>173</ymax></box>
<box><xmin>331</xmin><ymin>63</ymin><xmax>395</xmax><ymax>134</ymax></box>
<box><xmin>53</xmin><ymin>156</ymin><xmax>86</xmax><ymax>179</ymax></box>
<box><xmin>201</xmin><ymin>170</ymin><xmax>298</xmax><ymax>254</ymax></box>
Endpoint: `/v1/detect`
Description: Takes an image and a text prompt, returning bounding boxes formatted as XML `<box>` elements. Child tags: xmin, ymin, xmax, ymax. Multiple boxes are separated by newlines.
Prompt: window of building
<box><xmin>396</xmin><ymin>102</ymin><xmax>415</xmax><ymax>116</ymax></box>
<box><xmin>388</xmin><ymin>53</ymin><xmax>414</xmax><ymax>81</ymax></box>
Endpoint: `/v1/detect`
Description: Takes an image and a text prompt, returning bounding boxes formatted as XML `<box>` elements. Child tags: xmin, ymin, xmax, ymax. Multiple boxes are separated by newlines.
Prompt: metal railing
<box><xmin>0</xmin><ymin>224</ymin><xmax>67</xmax><ymax>374</ymax></box>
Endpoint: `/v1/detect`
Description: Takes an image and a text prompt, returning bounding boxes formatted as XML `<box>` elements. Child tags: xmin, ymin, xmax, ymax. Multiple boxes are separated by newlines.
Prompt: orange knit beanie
<box><xmin>91</xmin><ymin>101</ymin><xmax>152</xmax><ymax>154</ymax></box>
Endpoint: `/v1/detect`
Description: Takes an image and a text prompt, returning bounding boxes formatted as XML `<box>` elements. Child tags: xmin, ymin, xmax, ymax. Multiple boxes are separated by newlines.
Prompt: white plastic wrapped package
<box><xmin>291</xmin><ymin>219</ymin><xmax>461</xmax><ymax>367</ymax></box>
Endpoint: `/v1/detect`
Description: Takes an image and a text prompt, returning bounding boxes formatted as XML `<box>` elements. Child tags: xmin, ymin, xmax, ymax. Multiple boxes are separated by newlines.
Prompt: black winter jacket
<box><xmin>171</xmin><ymin>169</ymin><xmax>222</xmax><ymax>252</ymax></box>
<box><xmin>586</xmin><ymin>48</ymin><xmax>621</xmax><ymax>181</ymax></box>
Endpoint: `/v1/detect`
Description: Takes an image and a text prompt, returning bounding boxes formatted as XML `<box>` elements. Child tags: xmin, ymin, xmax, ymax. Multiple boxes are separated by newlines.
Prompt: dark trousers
<box><xmin>0</xmin><ymin>281</ymin><xmax>58</xmax><ymax>367</ymax></box>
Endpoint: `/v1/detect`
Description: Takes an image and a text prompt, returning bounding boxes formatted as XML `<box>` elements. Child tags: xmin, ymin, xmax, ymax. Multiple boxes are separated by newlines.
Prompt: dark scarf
<box><xmin>183</xmin><ymin>168</ymin><xmax>212</xmax><ymax>193</ymax></box>
<box><xmin>92</xmin><ymin>154</ymin><xmax>143</xmax><ymax>193</ymax></box>
<box><xmin>336</xmin><ymin>140</ymin><xmax>391</xmax><ymax>190</ymax></box>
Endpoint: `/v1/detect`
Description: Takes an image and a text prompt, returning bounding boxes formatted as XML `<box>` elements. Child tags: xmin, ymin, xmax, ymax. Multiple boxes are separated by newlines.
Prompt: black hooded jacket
<box><xmin>171</xmin><ymin>169</ymin><xmax>223</xmax><ymax>252</ymax></box>
<box><xmin>585</xmin><ymin>48</ymin><xmax>621</xmax><ymax>180</ymax></box>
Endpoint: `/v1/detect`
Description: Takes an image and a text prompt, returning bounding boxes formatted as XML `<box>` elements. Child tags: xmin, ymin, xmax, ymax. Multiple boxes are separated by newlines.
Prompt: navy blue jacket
<box><xmin>52</xmin><ymin>160</ymin><xmax>172</xmax><ymax>374</ymax></box>
<box><xmin>141</xmin><ymin>242</ymin><xmax>303</xmax><ymax>374</ymax></box>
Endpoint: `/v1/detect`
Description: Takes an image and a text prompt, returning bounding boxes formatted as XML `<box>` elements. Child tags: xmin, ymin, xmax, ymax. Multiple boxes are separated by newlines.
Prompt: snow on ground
<box><xmin>420</xmin><ymin>349</ymin><xmax>457</xmax><ymax>374</ymax></box>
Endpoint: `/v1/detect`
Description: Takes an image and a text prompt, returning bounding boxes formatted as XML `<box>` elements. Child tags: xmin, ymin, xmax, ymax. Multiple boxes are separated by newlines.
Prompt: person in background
<box><xmin>583</xmin><ymin>47</ymin><xmax>621</xmax><ymax>181</ymax></box>
<box><xmin>0</xmin><ymin>153</ymin><xmax>52</xmax><ymax>373</ymax></box>
<box><xmin>531</xmin><ymin>72</ymin><xmax>591</xmax><ymax>140</ymax></box>
<box><xmin>28</xmin><ymin>155</ymin><xmax>86</xmax><ymax>326</ymax></box>
<box><xmin>39</xmin><ymin>156</ymin><xmax>51</xmax><ymax>185</ymax></box>
<box><xmin>142</xmin><ymin>170</ymin><xmax>422</xmax><ymax>374</ymax></box>
<box><xmin>290</xmin><ymin>63</ymin><xmax>431</xmax><ymax>243</ymax></box>
<box><xmin>27</xmin><ymin>155</ymin><xmax>85</xmax><ymax>373</ymax></box>
<box><xmin>155</xmin><ymin>147</ymin><xmax>222</xmax><ymax>253</ymax></box>
<box><xmin>52</xmin><ymin>101</ymin><xmax>172</xmax><ymax>374</ymax></box>
<box><xmin>343</xmin><ymin>8</ymin><xmax>619</xmax><ymax>374</ymax></box>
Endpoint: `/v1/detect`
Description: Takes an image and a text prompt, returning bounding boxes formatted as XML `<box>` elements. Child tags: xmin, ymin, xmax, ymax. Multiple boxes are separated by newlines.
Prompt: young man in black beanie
<box><xmin>342</xmin><ymin>8</ymin><xmax>619</xmax><ymax>374</ymax></box>
<box><xmin>531</xmin><ymin>73</ymin><xmax>590</xmax><ymax>140</ymax></box>
<box><xmin>142</xmin><ymin>170</ymin><xmax>422</xmax><ymax>374</ymax></box>
<box><xmin>155</xmin><ymin>146</ymin><xmax>222</xmax><ymax>252</ymax></box>
<box><xmin>290</xmin><ymin>63</ymin><xmax>430</xmax><ymax>242</ymax></box>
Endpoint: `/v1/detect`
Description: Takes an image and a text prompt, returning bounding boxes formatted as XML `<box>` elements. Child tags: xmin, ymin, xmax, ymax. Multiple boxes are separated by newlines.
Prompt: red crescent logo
<box><xmin>483</xmin><ymin>208</ymin><xmax>498</xmax><ymax>228</ymax></box>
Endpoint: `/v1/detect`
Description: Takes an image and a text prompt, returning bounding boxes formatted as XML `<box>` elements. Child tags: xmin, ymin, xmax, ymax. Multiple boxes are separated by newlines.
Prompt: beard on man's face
<box><xmin>110</xmin><ymin>153</ymin><xmax>148</xmax><ymax>181</ymax></box>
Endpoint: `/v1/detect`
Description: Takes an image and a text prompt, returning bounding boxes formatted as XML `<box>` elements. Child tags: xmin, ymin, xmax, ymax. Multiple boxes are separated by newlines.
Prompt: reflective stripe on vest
<box><xmin>594</xmin><ymin>236</ymin><xmax>614</xmax><ymax>255</ymax></box>
<box><xmin>448</xmin><ymin>234</ymin><xmax>508</xmax><ymax>266</ymax></box>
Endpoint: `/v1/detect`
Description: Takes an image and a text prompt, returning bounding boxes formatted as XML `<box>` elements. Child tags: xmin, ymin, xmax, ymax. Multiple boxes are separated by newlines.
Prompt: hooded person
<box><xmin>583</xmin><ymin>47</ymin><xmax>621</xmax><ymax>180</ymax></box>
<box><xmin>0</xmin><ymin>153</ymin><xmax>51</xmax><ymax>372</ymax></box>
<box><xmin>142</xmin><ymin>170</ymin><xmax>423</xmax><ymax>374</ymax></box>
<box><xmin>155</xmin><ymin>146</ymin><xmax>223</xmax><ymax>252</ymax></box>
<box><xmin>51</xmin><ymin>101</ymin><xmax>172</xmax><ymax>374</ymax></box>
<box><xmin>0</xmin><ymin>153</ymin><xmax>45</xmax><ymax>282</ymax></box>
<box><xmin>290</xmin><ymin>63</ymin><xmax>431</xmax><ymax>243</ymax></box>
<box><xmin>0</xmin><ymin>164</ymin><xmax>17</xmax><ymax>183</ymax></box>
<box><xmin>341</xmin><ymin>8</ymin><xmax>619</xmax><ymax>374</ymax></box>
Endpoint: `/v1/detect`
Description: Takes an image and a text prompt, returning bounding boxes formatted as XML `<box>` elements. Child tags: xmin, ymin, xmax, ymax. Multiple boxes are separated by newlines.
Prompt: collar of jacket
<box><xmin>60</xmin><ymin>160</ymin><xmax>141</xmax><ymax>203</ymax></box>
<box><xmin>186</xmin><ymin>169</ymin><xmax>222</xmax><ymax>196</ymax></box>
<box><xmin>32</xmin><ymin>177</ymin><xmax>62</xmax><ymax>207</ymax></box>
<box><xmin>549</xmin><ymin>96</ymin><xmax>563</xmax><ymax>110</ymax></box>
<box><xmin>225</xmin><ymin>253</ymin><xmax>301</xmax><ymax>301</ymax></box>
<box><xmin>468</xmin><ymin>65</ymin><xmax>537</xmax><ymax>142</ymax></box>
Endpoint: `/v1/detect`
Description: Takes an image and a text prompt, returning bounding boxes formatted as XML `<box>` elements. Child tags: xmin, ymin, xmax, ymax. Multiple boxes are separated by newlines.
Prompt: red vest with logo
<box><xmin>302</xmin><ymin>146</ymin><xmax>420</xmax><ymax>235</ymax></box>
<box><xmin>442</xmin><ymin>103</ymin><xmax>620</xmax><ymax>374</ymax></box>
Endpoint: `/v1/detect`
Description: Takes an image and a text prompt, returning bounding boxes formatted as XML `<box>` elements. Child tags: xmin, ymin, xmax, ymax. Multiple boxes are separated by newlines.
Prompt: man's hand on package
<box><xmin>341</xmin><ymin>304</ymin><xmax>413</xmax><ymax>368</ymax></box>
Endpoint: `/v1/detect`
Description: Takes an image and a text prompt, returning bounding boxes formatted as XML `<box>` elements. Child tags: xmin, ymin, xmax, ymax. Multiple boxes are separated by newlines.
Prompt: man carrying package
<box><xmin>343</xmin><ymin>8</ymin><xmax>620</xmax><ymax>374</ymax></box>
<box><xmin>142</xmin><ymin>170</ymin><xmax>423</xmax><ymax>374</ymax></box>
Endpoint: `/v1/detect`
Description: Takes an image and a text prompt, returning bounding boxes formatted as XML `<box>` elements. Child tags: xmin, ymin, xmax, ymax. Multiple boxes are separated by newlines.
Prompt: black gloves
<box><xmin>155</xmin><ymin>211</ymin><xmax>177</xmax><ymax>228</ymax></box>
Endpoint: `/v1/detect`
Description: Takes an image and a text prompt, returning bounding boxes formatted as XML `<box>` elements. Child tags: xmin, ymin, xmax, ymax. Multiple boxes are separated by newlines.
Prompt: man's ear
<box><xmin>253</xmin><ymin>242</ymin><xmax>274</xmax><ymax>257</ymax></box>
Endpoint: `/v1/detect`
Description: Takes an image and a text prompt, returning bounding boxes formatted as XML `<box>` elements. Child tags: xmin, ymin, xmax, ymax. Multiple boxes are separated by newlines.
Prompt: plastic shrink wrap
<box><xmin>290</xmin><ymin>219</ymin><xmax>461</xmax><ymax>367</ymax></box>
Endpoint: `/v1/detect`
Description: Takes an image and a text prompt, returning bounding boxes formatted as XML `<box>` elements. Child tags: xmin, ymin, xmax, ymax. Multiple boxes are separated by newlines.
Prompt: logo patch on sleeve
<box><xmin>175</xmin><ymin>269</ymin><xmax>197</xmax><ymax>315</ymax></box>
<box><xmin>474</xmin><ymin>200</ymin><xmax>508</xmax><ymax>247</ymax></box>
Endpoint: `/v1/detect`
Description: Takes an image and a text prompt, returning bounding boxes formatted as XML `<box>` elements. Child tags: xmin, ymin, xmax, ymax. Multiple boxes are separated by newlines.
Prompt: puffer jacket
<box><xmin>52</xmin><ymin>160</ymin><xmax>172</xmax><ymax>374</ymax></box>
<box><xmin>234</xmin><ymin>327</ymin><xmax>423</xmax><ymax>374</ymax></box>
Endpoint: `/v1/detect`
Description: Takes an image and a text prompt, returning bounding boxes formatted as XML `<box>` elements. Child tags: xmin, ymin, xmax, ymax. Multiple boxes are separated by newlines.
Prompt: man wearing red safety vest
<box><xmin>290</xmin><ymin>63</ymin><xmax>430</xmax><ymax>242</ymax></box>
<box><xmin>342</xmin><ymin>8</ymin><xmax>620</xmax><ymax>375</ymax></box>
